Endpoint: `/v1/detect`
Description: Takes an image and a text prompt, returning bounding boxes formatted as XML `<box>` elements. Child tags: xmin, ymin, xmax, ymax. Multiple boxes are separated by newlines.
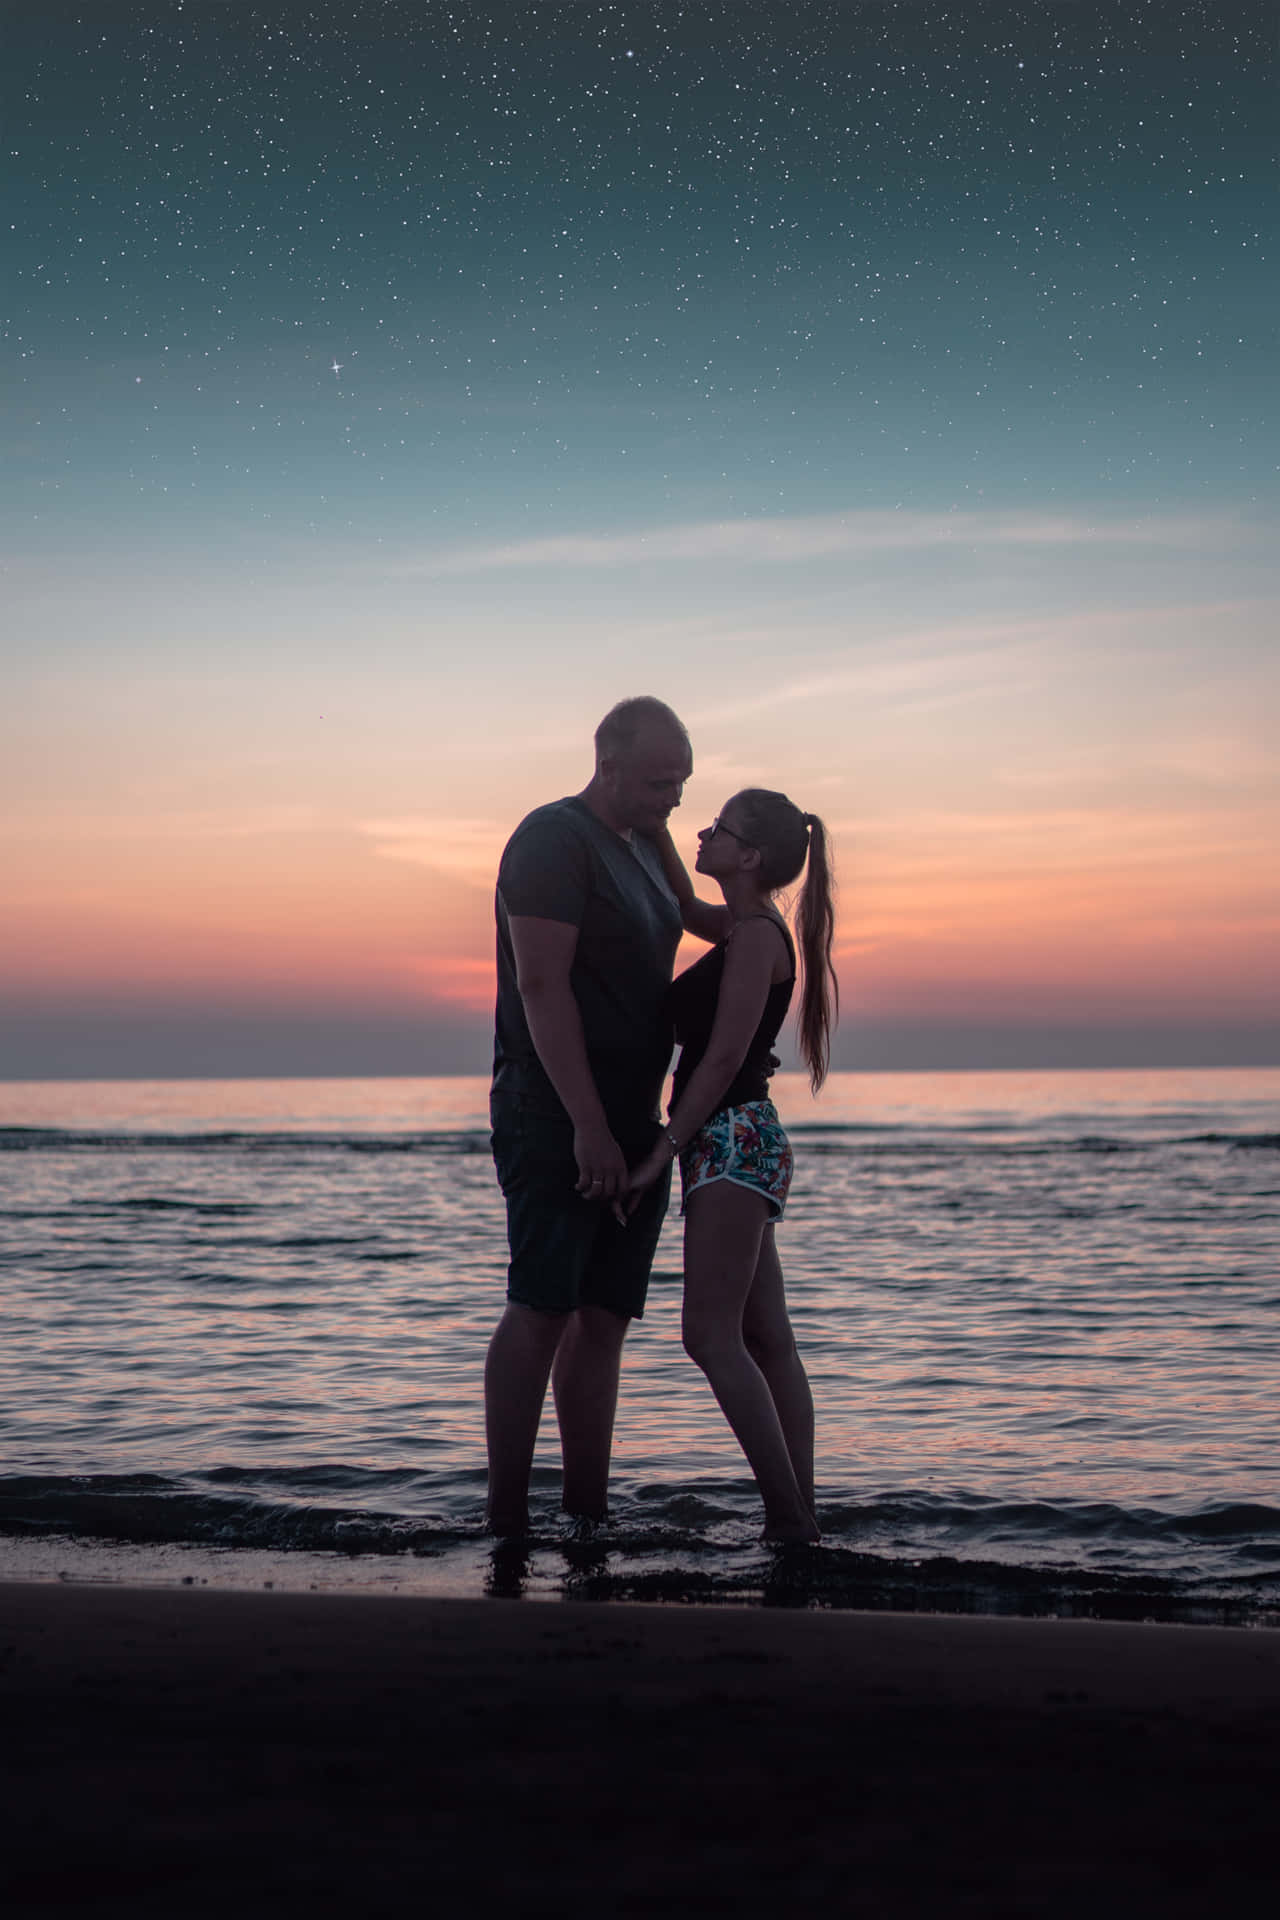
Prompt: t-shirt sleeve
<box><xmin>498</xmin><ymin>812</ymin><xmax>590</xmax><ymax>926</ymax></box>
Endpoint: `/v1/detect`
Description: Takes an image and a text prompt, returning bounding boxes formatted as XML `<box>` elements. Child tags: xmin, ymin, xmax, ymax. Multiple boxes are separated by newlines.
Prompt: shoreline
<box><xmin>3</xmin><ymin>1528</ymin><xmax>1275</xmax><ymax>1629</ymax></box>
<box><xmin>5</xmin><ymin>1580</ymin><xmax>1279</xmax><ymax>1915</ymax></box>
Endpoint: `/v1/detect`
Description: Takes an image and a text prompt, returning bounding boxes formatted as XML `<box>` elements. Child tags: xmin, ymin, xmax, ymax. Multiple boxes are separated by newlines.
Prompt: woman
<box><xmin>625</xmin><ymin>790</ymin><xmax>837</xmax><ymax>1543</ymax></box>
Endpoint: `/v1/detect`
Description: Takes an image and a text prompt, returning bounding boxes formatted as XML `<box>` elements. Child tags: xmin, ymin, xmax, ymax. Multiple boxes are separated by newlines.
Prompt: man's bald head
<box><xmin>590</xmin><ymin>695</ymin><xmax>692</xmax><ymax>837</ymax></box>
<box><xmin>594</xmin><ymin>696</ymin><xmax>689</xmax><ymax>763</ymax></box>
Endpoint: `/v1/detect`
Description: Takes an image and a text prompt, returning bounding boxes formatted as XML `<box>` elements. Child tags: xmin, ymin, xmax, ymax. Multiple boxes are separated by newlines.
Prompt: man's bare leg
<box><xmin>552</xmin><ymin>1304</ymin><xmax>630</xmax><ymax>1521</ymax></box>
<box><xmin>484</xmin><ymin>1302</ymin><xmax>568</xmax><ymax>1533</ymax></box>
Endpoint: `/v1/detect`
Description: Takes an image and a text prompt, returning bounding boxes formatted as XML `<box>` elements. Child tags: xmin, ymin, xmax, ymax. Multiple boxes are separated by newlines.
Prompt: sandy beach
<box><xmin>3</xmin><ymin>1582</ymin><xmax>1278</xmax><ymax>1916</ymax></box>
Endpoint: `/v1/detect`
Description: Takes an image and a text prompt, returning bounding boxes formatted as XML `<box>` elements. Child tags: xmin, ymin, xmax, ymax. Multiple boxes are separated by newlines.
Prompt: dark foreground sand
<box><xmin>3</xmin><ymin>1582</ymin><xmax>1279</xmax><ymax>1917</ymax></box>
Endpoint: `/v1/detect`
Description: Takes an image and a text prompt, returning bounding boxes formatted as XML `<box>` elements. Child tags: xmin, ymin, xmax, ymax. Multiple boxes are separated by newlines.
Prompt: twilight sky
<box><xmin>3</xmin><ymin>1</ymin><xmax>1277</xmax><ymax>1078</ymax></box>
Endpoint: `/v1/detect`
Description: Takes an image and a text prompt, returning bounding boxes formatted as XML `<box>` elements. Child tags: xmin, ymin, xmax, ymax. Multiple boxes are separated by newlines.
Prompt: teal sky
<box><xmin>3</xmin><ymin>3</ymin><xmax>1277</xmax><ymax>1076</ymax></box>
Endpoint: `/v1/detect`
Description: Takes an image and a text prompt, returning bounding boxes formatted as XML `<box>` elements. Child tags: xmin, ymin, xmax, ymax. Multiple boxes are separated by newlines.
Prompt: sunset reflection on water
<box><xmin>2</xmin><ymin>1068</ymin><xmax>1276</xmax><ymax>1563</ymax></box>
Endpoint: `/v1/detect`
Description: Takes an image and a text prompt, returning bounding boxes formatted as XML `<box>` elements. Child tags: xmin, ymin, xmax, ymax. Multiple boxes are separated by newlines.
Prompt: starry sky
<box><xmin>4</xmin><ymin>1</ymin><xmax>1277</xmax><ymax>1077</ymax></box>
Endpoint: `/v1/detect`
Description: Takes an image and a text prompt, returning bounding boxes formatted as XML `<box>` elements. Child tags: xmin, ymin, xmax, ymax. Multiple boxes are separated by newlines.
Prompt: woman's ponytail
<box><xmin>795</xmin><ymin>813</ymin><xmax>837</xmax><ymax>1092</ymax></box>
<box><xmin>733</xmin><ymin>789</ymin><xmax>840</xmax><ymax>1093</ymax></box>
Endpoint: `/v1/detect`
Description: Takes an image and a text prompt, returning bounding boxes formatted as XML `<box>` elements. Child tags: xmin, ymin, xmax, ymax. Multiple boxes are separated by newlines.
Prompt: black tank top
<box><xmin>669</xmin><ymin>914</ymin><xmax>796</xmax><ymax>1117</ymax></box>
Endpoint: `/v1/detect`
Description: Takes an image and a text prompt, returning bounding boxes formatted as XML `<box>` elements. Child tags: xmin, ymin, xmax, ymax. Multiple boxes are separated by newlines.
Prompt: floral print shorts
<box><xmin>679</xmin><ymin>1099</ymin><xmax>795</xmax><ymax>1221</ymax></box>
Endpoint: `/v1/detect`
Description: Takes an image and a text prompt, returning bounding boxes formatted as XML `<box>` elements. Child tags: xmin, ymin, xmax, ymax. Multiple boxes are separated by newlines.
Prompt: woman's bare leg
<box><xmin>742</xmin><ymin>1226</ymin><xmax>816</xmax><ymax>1517</ymax></box>
<box><xmin>682</xmin><ymin>1185</ymin><xmax>819</xmax><ymax>1542</ymax></box>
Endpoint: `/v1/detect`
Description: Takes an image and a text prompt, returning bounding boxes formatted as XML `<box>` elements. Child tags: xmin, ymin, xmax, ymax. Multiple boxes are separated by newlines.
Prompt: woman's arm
<box><xmin>625</xmin><ymin>918</ymin><xmax>782</xmax><ymax>1206</ymax></box>
<box><xmin>651</xmin><ymin>825</ymin><xmax>731</xmax><ymax>945</ymax></box>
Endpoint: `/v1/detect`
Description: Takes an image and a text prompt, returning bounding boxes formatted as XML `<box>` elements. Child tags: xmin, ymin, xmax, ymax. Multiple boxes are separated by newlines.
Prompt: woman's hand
<box><xmin>614</xmin><ymin>1146</ymin><xmax>672</xmax><ymax>1221</ymax></box>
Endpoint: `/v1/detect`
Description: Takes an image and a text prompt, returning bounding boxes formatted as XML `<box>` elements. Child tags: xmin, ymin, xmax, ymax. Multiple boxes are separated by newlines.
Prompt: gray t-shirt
<box><xmin>492</xmin><ymin>795</ymin><xmax>683</xmax><ymax>1134</ymax></box>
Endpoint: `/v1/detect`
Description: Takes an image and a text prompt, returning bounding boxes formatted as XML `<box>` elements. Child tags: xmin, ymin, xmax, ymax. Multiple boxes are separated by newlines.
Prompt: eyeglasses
<box><xmin>708</xmin><ymin>815</ymin><xmax>756</xmax><ymax>850</ymax></box>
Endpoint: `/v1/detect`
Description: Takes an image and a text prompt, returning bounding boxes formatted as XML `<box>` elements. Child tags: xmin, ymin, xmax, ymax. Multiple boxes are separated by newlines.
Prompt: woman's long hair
<box><xmin>732</xmin><ymin>789</ymin><xmax>838</xmax><ymax>1092</ymax></box>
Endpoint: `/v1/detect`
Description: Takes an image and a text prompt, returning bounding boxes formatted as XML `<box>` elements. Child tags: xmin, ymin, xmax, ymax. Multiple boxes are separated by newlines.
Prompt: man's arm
<box><xmin>507</xmin><ymin>914</ymin><xmax>629</xmax><ymax>1200</ymax></box>
<box><xmin>650</xmin><ymin>825</ymin><xmax>731</xmax><ymax>944</ymax></box>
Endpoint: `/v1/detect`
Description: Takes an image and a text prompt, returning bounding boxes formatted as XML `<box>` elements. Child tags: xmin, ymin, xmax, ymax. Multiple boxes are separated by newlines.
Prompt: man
<box><xmin>485</xmin><ymin>696</ymin><xmax>692</xmax><ymax>1533</ymax></box>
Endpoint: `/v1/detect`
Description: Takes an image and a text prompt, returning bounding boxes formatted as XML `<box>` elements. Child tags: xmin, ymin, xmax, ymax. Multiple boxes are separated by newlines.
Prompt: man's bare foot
<box><xmin>485</xmin><ymin>1506</ymin><xmax>530</xmax><ymax>1537</ymax></box>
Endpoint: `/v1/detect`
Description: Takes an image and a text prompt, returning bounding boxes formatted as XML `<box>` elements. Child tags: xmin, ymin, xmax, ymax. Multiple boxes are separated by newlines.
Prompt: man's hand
<box><xmin>573</xmin><ymin>1120</ymin><xmax>628</xmax><ymax>1202</ymax></box>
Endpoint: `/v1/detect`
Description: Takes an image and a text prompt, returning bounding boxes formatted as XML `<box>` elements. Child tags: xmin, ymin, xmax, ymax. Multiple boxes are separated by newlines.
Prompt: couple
<box><xmin>485</xmin><ymin>696</ymin><xmax>836</xmax><ymax>1543</ymax></box>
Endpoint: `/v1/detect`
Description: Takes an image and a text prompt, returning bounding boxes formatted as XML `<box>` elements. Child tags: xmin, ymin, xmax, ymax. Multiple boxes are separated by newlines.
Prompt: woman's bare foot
<box><xmin>762</xmin><ymin>1512</ymin><xmax>821</xmax><ymax>1545</ymax></box>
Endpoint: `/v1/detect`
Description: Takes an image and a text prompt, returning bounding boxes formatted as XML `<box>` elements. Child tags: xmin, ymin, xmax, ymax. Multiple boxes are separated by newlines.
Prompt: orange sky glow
<box><xmin>5</xmin><ymin>529</ymin><xmax>1278</xmax><ymax>1074</ymax></box>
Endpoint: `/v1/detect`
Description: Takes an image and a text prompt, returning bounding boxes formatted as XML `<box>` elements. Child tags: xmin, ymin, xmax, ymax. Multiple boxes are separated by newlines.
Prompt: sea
<box><xmin>2</xmin><ymin>1068</ymin><xmax>1277</xmax><ymax>1625</ymax></box>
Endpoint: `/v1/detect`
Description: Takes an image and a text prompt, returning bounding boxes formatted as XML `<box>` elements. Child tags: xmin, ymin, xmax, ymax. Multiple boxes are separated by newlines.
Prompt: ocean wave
<box><xmin>4</xmin><ymin>1122</ymin><xmax>1275</xmax><ymax>1160</ymax></box>
<box><xmin>816</xmin><ymin>1491</ymin><xmax>1280</xmax><ymax>1551</ymax></box>
<box><xmin>0</xmin><ymin>1127</ymin><xmax>494</xmax><ymax>1155</ymax></box>
<box><xmin>551</xmin><ymin>1545</ymin><xmax>1280</xmax><ymax>1627</ymax></box>
<box><xmin>4</xmin><ymin>1473</ymin><xmax>1277</xmax><ymax>1625</ymax></box>
<box><xmin>0</xmin><ymin>1472</ymin><xmax>465</xmax><ymax>1557</ymax></box>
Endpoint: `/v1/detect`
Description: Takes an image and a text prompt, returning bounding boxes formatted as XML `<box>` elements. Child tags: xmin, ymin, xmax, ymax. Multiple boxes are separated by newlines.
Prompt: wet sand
<box><xmin>3</xmin><ymin>1580</ymin><xmax>1279</xmax><ymax>1916</ymax></box>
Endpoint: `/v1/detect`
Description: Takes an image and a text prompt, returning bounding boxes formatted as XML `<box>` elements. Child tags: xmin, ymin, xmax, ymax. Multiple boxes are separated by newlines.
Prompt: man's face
<box><xmin>602</xmin><ymin>724</ymin><xmax>692</xmax><ymax>834</ymax></box>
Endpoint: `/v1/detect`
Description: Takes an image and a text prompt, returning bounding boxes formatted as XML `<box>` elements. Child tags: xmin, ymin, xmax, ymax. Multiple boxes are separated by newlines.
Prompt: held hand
<box><xmin>573</xmin><ymin>1121</ymin><xmax>628</xmax><ymax>1204</ymax></box>
<box><xmin>621</xmin><ymin>1146</ymin><xmax>671</xmax><ymax>1218</ymax></box>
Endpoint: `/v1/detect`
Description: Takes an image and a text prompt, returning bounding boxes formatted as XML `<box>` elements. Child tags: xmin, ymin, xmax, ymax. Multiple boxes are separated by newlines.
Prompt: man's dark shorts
<box><xmin>490</xmin><ymin>1095</ymin><xmax>671</xmax><ymax>1319</ymax></box>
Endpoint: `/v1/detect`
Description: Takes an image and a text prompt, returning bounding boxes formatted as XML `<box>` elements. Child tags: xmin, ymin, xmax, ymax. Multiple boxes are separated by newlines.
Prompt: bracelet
<box><xmin>664</xmin><ymin>1130</ymin><xmax>681</xmax><ymax>1158</ymax></box>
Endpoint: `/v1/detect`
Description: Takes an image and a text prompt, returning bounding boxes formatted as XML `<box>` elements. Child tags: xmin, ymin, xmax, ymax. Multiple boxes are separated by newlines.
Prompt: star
<box><xmin>330</xmin><ymin>361</ymin><xmax>343</xmax><ymax>377</ymax></box>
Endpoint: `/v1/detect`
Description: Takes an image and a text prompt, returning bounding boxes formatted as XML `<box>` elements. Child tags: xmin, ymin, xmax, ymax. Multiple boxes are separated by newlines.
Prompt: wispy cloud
<box><xmin>405</xmin><ymin>508</ymin><xmax>1266</xmax><ymax>577</ymax></box>
<box><xmin>828</xmin><ymin>802</ymin><xmax>1280</xmax><ymax>972</ymax></box>
<box><xmin>846</xmin><ymin>804</ymin><xmax>1278</xmax><ymax>875</ymax></box>
<box><xmin>0</xmin><ymin>805</ymin><xmax>323</xmax><ymax>842</ymax></box>
<box><xmin>688</xmin><ymin>596</ymin><xmax>1277</xmax><ymax>729</ymax></box>
<box><xmin>360</xmin><ymin>816</ymin><xmax>507</xmax><ymax>887</ymax></box>
<box><xmin>997</xmin><ymin>735</ymin><xmax>1280</xmax><ymax>795</ymax></box>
